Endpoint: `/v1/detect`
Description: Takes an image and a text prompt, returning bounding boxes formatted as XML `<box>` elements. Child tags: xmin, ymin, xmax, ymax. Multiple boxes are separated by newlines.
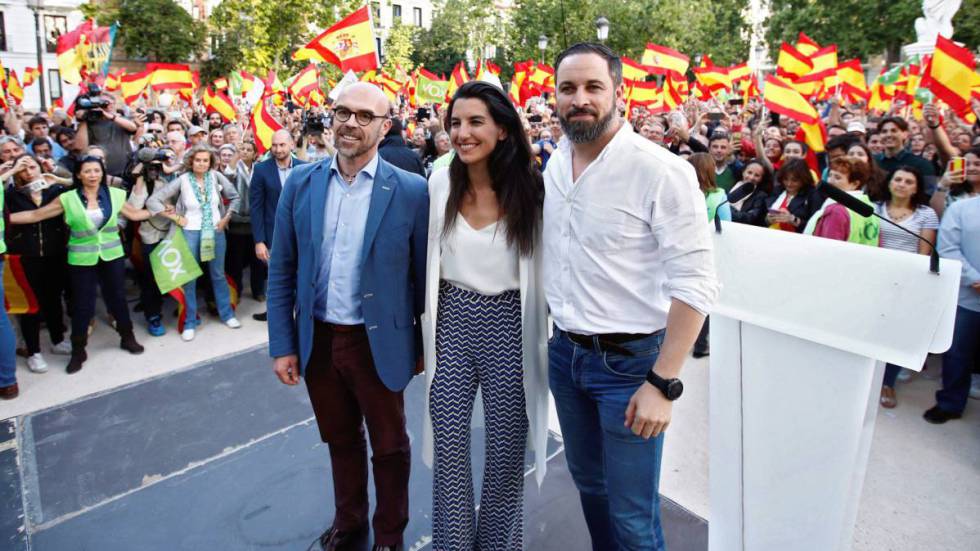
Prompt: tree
<box><xmin>383</xmin><ymin>21</ymin><xmax>417</xmax><ymax>74</ymax></box>
<box><xmin>951</xmin><ymin>0</ymin><xmax>980</xmax><ymax>51</ymax></box>
<box><xmin>411</xmin><ymin>0</ymin><xmax>502</xmax><ymax>76</ymax></box>
<box><xmin>82</xmin><ymin>0</ymin><xmax>206</xmax><ymax>62</ymax></box>
<box><xmin>765</xmin><ymin>0</ymin><xmax>921</xmax><ymax>63</ymax></box>
<box><xmin>507</xmin><ymin>0</ymin><xmax>749</xmax><ymax>69</ymax></box>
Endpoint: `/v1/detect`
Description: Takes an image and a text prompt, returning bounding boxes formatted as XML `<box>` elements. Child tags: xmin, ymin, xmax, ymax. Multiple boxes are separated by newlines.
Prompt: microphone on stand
<box><xmin>816</xmin><ymin>181</ymin><xmax>940</xmax><ymax>274</ymax></box>
<box><xmin>714</xmin><ymin>182</ymin><xmax>757</xmax><ymax>233</ymax></box>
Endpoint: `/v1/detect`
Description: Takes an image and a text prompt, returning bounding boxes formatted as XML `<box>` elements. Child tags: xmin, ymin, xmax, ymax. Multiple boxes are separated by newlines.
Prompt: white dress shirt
<box><xmin>542</xmin><ymin>122</ymin><xmax>720</xmax><ymax>335</ymax></box>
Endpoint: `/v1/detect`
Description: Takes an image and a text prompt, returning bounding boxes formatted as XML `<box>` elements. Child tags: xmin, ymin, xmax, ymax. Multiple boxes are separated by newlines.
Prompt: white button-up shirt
<box><xmin>542</xmin><ymin>122</ymin><xmax>719</xmax><ymax>335</ymax></box>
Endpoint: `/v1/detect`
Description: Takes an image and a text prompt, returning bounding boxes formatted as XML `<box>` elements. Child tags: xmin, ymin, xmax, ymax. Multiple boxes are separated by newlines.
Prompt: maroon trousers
<box><xmin>305</xmin><ymin>321</ymin><xmax>411</xmax><ymax>546</ymax></box>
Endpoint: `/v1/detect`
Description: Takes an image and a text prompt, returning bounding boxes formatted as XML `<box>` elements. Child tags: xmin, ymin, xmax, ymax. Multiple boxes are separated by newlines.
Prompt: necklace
<box><xmin>887</xmin><ymin>204</ymin><xmax>913</xmax><ymax>222</ymax></box>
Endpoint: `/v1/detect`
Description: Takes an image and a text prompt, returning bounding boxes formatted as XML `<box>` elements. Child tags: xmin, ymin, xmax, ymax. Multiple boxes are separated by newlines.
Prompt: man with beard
<box><xmin>266</xmin><ymin>82</ymin><xmax>428</xmax><ymax>551</ymax></box>
<box><xmin>542</xmin><ymin>43</ymin><xmax>719</xmax><ymax>550</ymax></box>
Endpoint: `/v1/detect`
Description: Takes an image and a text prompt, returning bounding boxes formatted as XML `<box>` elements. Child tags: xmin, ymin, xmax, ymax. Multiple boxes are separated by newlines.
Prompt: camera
<box><xmin>302</xmin><ymin>112</ymin><xmax>328</xmax><ymax>136</ymax></box>
<box><xmin>136</xmin><ymin>147</ymin><xmax>171</xmax><ymax>164</ymax></box>
<box><xmin>75</xmin><ymin>84</ymin><xmax>111</xmax><ymax>121</ymax></box>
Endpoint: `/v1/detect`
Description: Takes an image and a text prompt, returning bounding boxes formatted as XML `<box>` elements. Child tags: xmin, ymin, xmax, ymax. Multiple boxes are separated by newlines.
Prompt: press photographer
<box><xmin>74</xmin><ymin>84</ymin><xmax>140</xmax><ymax>177</ymax></box>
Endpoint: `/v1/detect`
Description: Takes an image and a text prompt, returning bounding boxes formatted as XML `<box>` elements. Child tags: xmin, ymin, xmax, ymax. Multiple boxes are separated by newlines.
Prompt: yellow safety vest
<box><xmin>59</xmin><ymin>187</ymin><xmax>126</xmax><ymax>266</ymax></box>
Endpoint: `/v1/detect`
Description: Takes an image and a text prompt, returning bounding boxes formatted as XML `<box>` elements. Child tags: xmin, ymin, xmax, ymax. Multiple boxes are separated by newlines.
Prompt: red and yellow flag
<box><xmin>287</xmin><ymin>64</ymin><xmax>320</xmax><ymax>102</ymax></box>
<box><xmin>626</xmin><ymin>80</ymin><xmax>660</xmax><ymax>107</ymax></box>
<box><xmin>776</xmin><ymin>42</ymin><xmax>814</xmax><ymax>80</ymax></box>
<box><xmin>794</xmin><ymin>32</ymin><xmax>821</xmax><ymax>57</ymax></box>
<box><xmin>528</xmin><ymin>63</ymin><xmax>555</xmax><ymax>94</ymax></box>
<box><xmin>3</xmin><ymin>255</ymin><xmax>38</xmax><ymax>315</ymax></box>
<box><xmin>727</xmin><ymin>63</ymin><xmax>751</xmax><ymax>83</ymax></box>
<box><xmin>148</xmin><ymin>63</ymin><xmax>196</xmax><ymax>91</ymax></box>
<box><xmin>923</xmin><ymin>35</ymin><xmax>980</xmax><ymax>117</ymax></box>
<box><xmin>250</xmin><ymin>100</ymin><xmax>283</xmax><ymax>154</ymax></box>
<box><xmin>764</xmin><ymin>75</ymin><xmax>819</xmax><ymax>124</ymax></box>
<box><xmin>6</xmin><ymin>71</ymin><xmax>23</xmax><ymax>105</ymax></box>
<box><xmin>105</xmin><ymin>69</ymin><xmax>126</xmax><ymax>92</ymax></box>
<box><xmin>836</xmin><ymin>59</ymin><xmax>869</xmax><ymax>102</ymax></box>
<box><xmin>120</xmin><ymin>71</ymin><xmax>151</xmax><ymax>105</ymax></box>
<box><xmin>693</xmin><ymin>66</ymin><xmax>732</xmax><ymax>94</ymax></box>
<box><xmin>446</xmin><ymin>61</ymin><xmax>470</xmax><ymax>100</ymax></box>
<box><xmin>204</xmin><ymin>88</ymin><xmax>237</xmax><ymax>122</ymax></box>
<box><xmin>621</xmin><ymin>56</ymin><xmax>650</xmax><ymax>85</ymax></box>
<box><xmin>641</xmin><ymin>43</ymin><xmax>690</xmax><ymax>76</ymax></box>
<box><xmin>294</xmin><ymin>5</ymin><xmax>380</xmax><ymax>73</ymax></box>
<box><xmin>22</xmin><ymin>67</ymin><xmax>40</xmax><ymax>88</ymax></box>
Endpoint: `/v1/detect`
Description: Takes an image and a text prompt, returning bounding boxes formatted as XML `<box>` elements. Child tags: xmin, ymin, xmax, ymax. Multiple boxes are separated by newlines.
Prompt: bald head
<box><xmin>270</xmin><ymin>129</ymin><xmax>294</xmax><ymax>162</ymax></box>
<box><xmin>336</xmin><ymin>82</ymin><xmax>390</xmax><ymax>115</ymax></box>
<box><xmin>332</xmin><ymin>83</ymin><xmax>392</xmax><ymax>164</ymax></box>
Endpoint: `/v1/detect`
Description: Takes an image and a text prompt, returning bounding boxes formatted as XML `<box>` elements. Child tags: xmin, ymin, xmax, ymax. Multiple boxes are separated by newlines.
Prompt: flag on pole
<box><xmin>727</xmin><ymin>63</ymin><xmax>751</xmax><ymax>83</ymax></box>
<box><xmin>527</xmin><ymin>64</ymin><xmax>554</xmax><ymax>94</ymax></box>
<box><xmin>417</xmin><ymin>68</ymin><xmax>448</xmax><ymax>105</ymax></box>
<box><xmin>287</xmin><ymin>64</ymin><xmax>320</xmax><ymax>102</ymax></box>
<box><xmin>641</xmin><ymin>43</ymin><xmax>690</xmax><ymax>76</ymax></box>
<box><xmin>6</xmin><ymin>71</ymin><xmax>23</xmax><ymax>104</ymax></box>
<box><xmin>922</xmin><ymin>35</ymin><xmax>980</xmax><ymax>117</ymax></box>
<box><xmin>294</xmin><ymin>5</ymin><xmax>380</xmax><ymax>73</ymax></box>
<box><xmin>22</xmin><ymin>68</ymin><xmax>40</xmax><ymax>88</ymax></box>
<box><xmin>250</xmin><ymin>100</ymin><xmax>283</xmax><ymax>154</ymax></box>
<box><xmin>120</xmin><ymin>71</ymin><xmax>151</xmax><ymax>105</ymax></box>
<box><xmin>446</xmin><ymin>61</ymin><xmax>470</xmax><ymax>100</ymax></box>
<box><xmin>693</xmin><ymin>66</ymin><xmax>732</xmax><ymax>94</ymax></box>
<box><xmin>794</xmin><ymin>32</ymin><xmax>821</xmax><ymax>57</ymax></box>
<box><xmin>203</xmin><ymin>88</ymin><xmax>237</xmax><ymax>122</ymax></box>
<box><xmin>776</xmin><ymin>42</ymin><xmax>814</xmax><ymax>80</ymax></box>
<box><xmin>764</xmin><ymin>75</ymin><xmax>820</xmax><ymax>124</ymax></box>
<box><xmin>836</xmin><ymin>59</ymin><xmax>869</xmax><ymax>102</ymax></box>
<box><xmin>621</xmin><ymin>56</ymin><xmax>650</xmax><ymax>84</ymax></box>
<box><xmin>148</xmin><ymin>63</ymin><xmax>196</xmax><ymax>91</ymax></box>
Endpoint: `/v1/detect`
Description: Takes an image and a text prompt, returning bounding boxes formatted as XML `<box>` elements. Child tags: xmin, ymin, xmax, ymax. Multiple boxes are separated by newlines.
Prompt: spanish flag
<box><xmin>776</xmin><ymin>42</ymin><xmax>813</xmax><ymax>80</ymax></box>
<box><xmin>794</xmin><ymin>32</ymin><xmax>821</xmax><ymax>57</ymax></box>
<box><xmin>446</xmin><ymin>61</ymin><xmax>470</xmax><ymax>100</ymax></box>
<box><xmin>808</xmin><ymin>45</ymin><xmax>838</xmax><ymax>80</ymax></box>
<box><xmin>3</xmin><ymin>256</ymin><xmax>38</xmax><ymax>315</ymax></box>
<box><xmin>204</xmin><ymin>87</ymin><xmax>237</xmax><ymax>122</ymax></box>
<box><xmin>528</xmin><ymin>63</ymin><xmax>554</xmax><ymax>94</ymax></box>
<box><xmin>621</xmin><ymin>56</ymin><xmax>650</xmax><ymax>85</ymax></box>
<box><xmin>764</xmin><ymin>75</ymin><xmax>819</xmax><ymax>124</ymax></box>
<box><xmin>287</xmin><ymin>64</ymin><xmax>320</xmax><ymax>101</ymax></box>
<box><xmin>641</xmin><ymin>43</ymin><xmax>689</xmax><ymax>76</ymax></box>
<box><xmin>626</xmin><ymin>80</ymin><xmax>660</xmax><ymax>107</ymax></box>
<box><xmin>6</xmin><ymin>71</ymin><xmax>23</xmax><ymax>105</ymax></box>
<box><xmin>727</xmin><ymin>62</ymin><xmax>751</xmax><ymax>83</ymax></box>
<box><xmin>693</xmin><ymin>66</ymin><xmax>732</xmax><ymax>94</ymax></box>
<box><xmin>105</xmin><ymin>69</ymin><xmax>125</xmax><ymax>92</ymax></box>
<box><xmin>22</xmin><ymin>67</ymin><xmax>40</xmax><ymax>88</ymax></box>
<box><xmin>120</xmin><ymin>71</ymin><xmax>151</xmax><ymax>105</ymax></box>
<box><xmin>922</xmin><ymin>35</ymin><xmax>980</xmax><ymax>117</ymax></box>
<box><xmin>250</xmin><ymin>100</ymin><xmax>283</xmax><ymax>155</ymax></box>
<box><xmin>148</xmin><ymin>63</ymin><xmax>196</xmax><ymax>91</ymax></box>
<box><xmin>868</xmin><ymin>71</ymin><xmax>895</xmax><ymax>112</ymax></box>
<box><xmin>836</xmin><ymin>59</ymin><xmax>869</xmax><ymax>101</ymax></box>
<box><xmin>508</xmin><ymin>62</ymin><xmax>530</xmax><ymax>106</ymax></box>
<box><xmin>56</xmin><ymin>20</ymin><xmax>95</xmax><ymax>84</ymax></box>
<box><xmin>294</xmin><ymin>5</ymin><xmax>380</xmax><ymax>73</ymax></box>
<box><xmin>663</xmin><ymin>72</ymin><xmax>687</xmax><ymax>110</ymax></box>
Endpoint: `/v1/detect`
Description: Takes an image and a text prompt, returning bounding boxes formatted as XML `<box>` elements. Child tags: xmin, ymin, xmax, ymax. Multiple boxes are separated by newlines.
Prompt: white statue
<box><xmin>915</xmin><ymin>0</ymin><xmax>962</xmax><ymax>44</ymax></box>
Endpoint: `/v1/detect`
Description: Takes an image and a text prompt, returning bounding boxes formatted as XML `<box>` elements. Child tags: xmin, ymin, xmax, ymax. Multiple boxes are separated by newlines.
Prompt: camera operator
<box><xmin>127</xmin><ymin>148</ymin><xmax>178</xmax><ymax>337</ymax></box>
<box><xmin>74</xmin><ymin>86</ymin><xmax>139</xmax><ymax>178</ymax></box>
<box><xmin>295</xmin><ymin>111</ymin><xmax>334</xmax><ymax>163</ymax></box>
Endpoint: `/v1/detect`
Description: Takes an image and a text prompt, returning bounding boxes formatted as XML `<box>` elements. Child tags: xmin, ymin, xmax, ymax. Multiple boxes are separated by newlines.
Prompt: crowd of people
<box><xmin>0</xmin><ymin>40</ymin><xmax>976</xmax><ymax>550</ymax></box>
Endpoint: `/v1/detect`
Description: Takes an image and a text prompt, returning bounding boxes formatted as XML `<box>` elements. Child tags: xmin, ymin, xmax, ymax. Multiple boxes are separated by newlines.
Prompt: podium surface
<box><xmin>708</xmin><ymin>222</ymin><xmax>960</xmax><ymax>551</ymax></box>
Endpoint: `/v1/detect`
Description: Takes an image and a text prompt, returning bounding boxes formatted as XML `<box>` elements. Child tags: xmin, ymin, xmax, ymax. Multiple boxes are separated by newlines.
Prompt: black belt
<box><xmin>560</xmin><ymin>328</ymin><xmax>663</xmax><ymax>357</ymax></box>
<box><xmin>315</xmin><ymin>320</ymin><xmax>366</xmax><ymax>333</ymax></box>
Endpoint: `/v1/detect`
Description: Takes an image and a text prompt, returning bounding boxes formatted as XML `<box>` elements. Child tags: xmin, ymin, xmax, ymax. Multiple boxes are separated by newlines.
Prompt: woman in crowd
<box><xmin>687</xmin><ymin>152</ymin><xmax>731</xmax><ymax>222</ymax></box>
<box><xmin>422</xmin><ymin>81</ymin><xmax>548</xmax><ymax>550</ymax></box>
<box><xmin>873</xmin><ymin>166</ymin><xmax>939</xmax><ymax>408</ymax></box>
<box><xmin>9</xmin><ymin>156</ymin><xmax>151</xmax><ymax>373</ymax></box>
<box><xmin>146</xmin><ymin>145</ymin><xmax>241</xmax><ymax>342</ymax></box>
<box><xmin>208</xmin><ymin>129</ymin><xmax>224</xmax><ymax>149</ymax></box>
<box><xmin>931</xmin><ymin>146</ymin><xmax>979</xmax><ymax>219</ymax></box>
<box><xmin>1</xmin><ymin>155</ymin><xmax>70</xmax><ymax>373</ymax></box>
<box><xmin>804</xmin><ymin>157</ymin><xmax>879</xmax><ymax>245</ymax></box>
<box><xmin>225</xmin><ymin>141</ymin><xmax>266</xmax><ymax>302</ymax></box>
<box><xmin>846</xmin><ymin>142</ymin><xmax>888</xmax><ymax>201</ymax></box>
<box><xmin>766</xmin><ymin>158</ymin><xmax>819</xmax><ymax>232</ymax></box>
<box><xmin>217</xmin><ymin>144</ymin><xmax>238</xmax><ymax>180</ymax></box>
<box><xmin>728</xmin><ymin>159</ymin><xmax>773</xmax><ymax>226</ymax></box>
<box><xmin>83</xmin><ymin>146</ymin><xmax>125</xmax><ymax>188</ymax></box>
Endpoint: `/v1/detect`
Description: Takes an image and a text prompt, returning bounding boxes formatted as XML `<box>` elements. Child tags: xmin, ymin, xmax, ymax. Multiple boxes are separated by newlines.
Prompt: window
<box><xmin>48</xmin><ymin>69</ymin><xmax>62</xmax><ymax>100</ymax></box>
<box><xmin>371</xmin><ymin>2</ymin><xmax>381</xmax><ymax>26</ymax></box>
<box><xmin>0</xmin><ymin>12</ymin><xmax>7</xmax><ymax>51</ymax></box>
<box><xmin>44</xmin><ymin>15</ymin><xmax>68</xmax><ymax>53</ymax></box>
<box><xmin>413</xmin><ymin>7</ymin><xmax>423</xmax><ymax>27</ymax></box>
<box><xmin>392</xmin><ymin>4</ymin><xmax>401</xmax><ymax>21</ymax></box>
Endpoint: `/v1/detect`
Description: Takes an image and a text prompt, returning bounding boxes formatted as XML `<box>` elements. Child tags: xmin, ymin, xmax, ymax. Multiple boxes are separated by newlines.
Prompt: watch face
<box><xmin>666</xmin><ymin>380</ymin><xmax>684</xmax><ymax>400</ymax></box>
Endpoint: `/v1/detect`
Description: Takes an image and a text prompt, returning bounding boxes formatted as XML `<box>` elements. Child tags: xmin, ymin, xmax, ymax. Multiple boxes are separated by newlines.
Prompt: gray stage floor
<box><xmin>2</xmin><ymin>349</ymin><xmax>707</xmax><ymax>550</ymax></box>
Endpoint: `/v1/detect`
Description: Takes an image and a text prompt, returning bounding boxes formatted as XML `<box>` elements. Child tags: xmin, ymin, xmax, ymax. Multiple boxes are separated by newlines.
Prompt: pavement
<box><xmin>1</xmin><ymin>294</ymin><xmax>978</xmax><ymax>550</ymax></box>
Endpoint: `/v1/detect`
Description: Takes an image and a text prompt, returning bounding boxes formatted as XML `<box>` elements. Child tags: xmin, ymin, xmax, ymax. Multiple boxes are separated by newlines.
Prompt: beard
<box><xmin>334</xmin><ymin>124</ymin><xmax>383</xmax><ymax>158</ymax></box>
<box><xmin>558</xmin><ymin>99</ymin><xmax>618</xmax><ymax>144</ymax></box>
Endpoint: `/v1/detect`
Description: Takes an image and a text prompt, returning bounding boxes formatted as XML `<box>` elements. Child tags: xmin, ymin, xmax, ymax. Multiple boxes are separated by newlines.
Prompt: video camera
<box><xmin>75</xmin><ymin>84</ymin><xmax>111</xmax><ymax>121</ymax></box>
<box><xmin>302</xmin><ymin>112</ymin><xmax>330</xmax><ymax>136</ymax></box>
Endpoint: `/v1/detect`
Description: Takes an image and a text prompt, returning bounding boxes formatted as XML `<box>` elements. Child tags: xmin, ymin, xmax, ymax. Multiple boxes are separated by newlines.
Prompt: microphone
<box><xmin>714</xmin><ymin>182</ymin><xmax>757</xmax><ymax>233</ymax></box>
<box><xmin>817</xmin><ymin>182</ymin><xmax>940</xmax><ymax>274</ymax></box>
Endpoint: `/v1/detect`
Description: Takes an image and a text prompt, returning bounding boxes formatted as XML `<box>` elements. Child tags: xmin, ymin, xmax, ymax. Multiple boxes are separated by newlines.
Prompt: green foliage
<box><xmin>508</xmin><ymin>0</ymin><xmax>750</xmax><ymax>67</ymax></box>
<box><xmin>83</xmin><ymin>0</ymin><xmax>206</xmax><ymax>62</ymax></box>
<box><xmin>765</xmin><ymin>0</ymin><xmax>921</xmax><ymax>62</ymax></box>
<box><xmin>952</xmin><ymin>0</ymin><xmax>980</xmax><ymax>50</ymax></box>
<box><xmin>411</xmin><ymin>0</ymin><xmax>502</xmax><ymax>76</ymax></box>
<box><xmin>383</xmin><ymin>21</ymin><xmax>417</xmax><ymax>74</ymax></box>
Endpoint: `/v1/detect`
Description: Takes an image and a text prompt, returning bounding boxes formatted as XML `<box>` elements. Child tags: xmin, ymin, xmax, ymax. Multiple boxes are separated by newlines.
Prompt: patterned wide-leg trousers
<box><xmin>430</xmin><ymin>281</ymin><xmax>528</xmax><ymax>550</ymax></box>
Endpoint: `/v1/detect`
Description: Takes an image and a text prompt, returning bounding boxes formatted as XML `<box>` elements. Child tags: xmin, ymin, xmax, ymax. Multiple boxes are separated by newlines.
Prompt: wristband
<box><xmin>927</xmin><ymin>123</ymin><xmax>939</xmax><ymax>129</ymax></box>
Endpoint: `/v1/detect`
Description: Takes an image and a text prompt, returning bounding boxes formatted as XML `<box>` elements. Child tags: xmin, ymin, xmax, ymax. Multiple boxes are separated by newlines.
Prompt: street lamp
<box><xmin>27</xmin><ymin>0</ymin><xmax>47</xmax><ymax>110</ymax></box>
<box><xmin>595</xmin><ymin>16</ymin><xmax>609</xmax><ymax>43</ymax></box>
<box><xmin>484</xmin><ymin>44</ymin><xmax>497</xmax><ymax>61</ymax></box>
<box><xmin>538</xmin><ymin>35</ymin><xmax>548</xmax><ymax>65</ymax></box>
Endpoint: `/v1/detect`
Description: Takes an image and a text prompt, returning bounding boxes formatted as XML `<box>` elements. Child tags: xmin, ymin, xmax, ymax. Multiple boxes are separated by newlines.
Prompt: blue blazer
<box><xmin>249</xmin><ymin>156</ymin><xmax>307</xmax><ymax>246</ymax></box>
<box><xmin>266</xmin><ymin>156</ymin><xmax>429</xmax><ymax>391</ymax></box>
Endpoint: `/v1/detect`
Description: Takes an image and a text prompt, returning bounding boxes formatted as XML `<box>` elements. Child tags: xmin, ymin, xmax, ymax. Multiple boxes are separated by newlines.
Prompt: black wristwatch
<box><xmin>646</xmin><ymin>370</ymin><xmax>684</xmax><ymax>401</ymax></box>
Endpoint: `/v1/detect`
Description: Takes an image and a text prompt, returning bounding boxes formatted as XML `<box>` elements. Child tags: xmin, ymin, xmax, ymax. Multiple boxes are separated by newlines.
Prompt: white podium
<box><xmin>707</xmin><ymin>222</ymin><xmax>961</xmax><ymax>551</ymax></box>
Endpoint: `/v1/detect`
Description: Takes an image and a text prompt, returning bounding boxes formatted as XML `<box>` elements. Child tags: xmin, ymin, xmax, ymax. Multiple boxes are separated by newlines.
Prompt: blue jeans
<box><xmin>549</xmin><ymin>327</ymin><xmax>667</xmax><ymax>551</ymax></box>
<box><xmin>0</xmin><ymin>260</ymin><xmax>17</xmax><ymax>387</ymax></box>
<box><xmin>182</xmin><ymin>230</ymin><xmax>234</xmax><ymax>329</ymax></box>
<box><xmin>937</xmin><ymin>306</ymin><xmax>980</xmax><ymax>414</ymax></box>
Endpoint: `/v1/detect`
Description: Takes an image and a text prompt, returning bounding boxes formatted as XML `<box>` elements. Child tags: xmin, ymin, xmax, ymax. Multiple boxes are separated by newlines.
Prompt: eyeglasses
<box><xmin>333</xmin><ymin>107</ymin><xmax>388</xmax><ymax>126</ymax></box>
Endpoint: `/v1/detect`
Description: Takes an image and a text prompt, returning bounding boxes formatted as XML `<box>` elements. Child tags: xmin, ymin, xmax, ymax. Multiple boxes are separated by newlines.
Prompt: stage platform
<box><xmin>2</xmin><ymin>348</ymin><xmax>707</xmax><ymax>550</ymax></box>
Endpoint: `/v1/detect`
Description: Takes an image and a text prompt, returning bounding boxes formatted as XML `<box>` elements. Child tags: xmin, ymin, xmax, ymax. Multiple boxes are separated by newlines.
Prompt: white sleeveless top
<box><xmin>440</xmin><ymin>214</ymin><xmax>519</xmax><ymax>296</ymax></box>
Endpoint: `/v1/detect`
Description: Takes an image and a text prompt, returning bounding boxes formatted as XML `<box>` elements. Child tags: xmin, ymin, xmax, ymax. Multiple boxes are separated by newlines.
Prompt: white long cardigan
<box><xmin>420</xmin><ymin>168</ymin><xmax>551</xmax><ymax>487</ymax></box>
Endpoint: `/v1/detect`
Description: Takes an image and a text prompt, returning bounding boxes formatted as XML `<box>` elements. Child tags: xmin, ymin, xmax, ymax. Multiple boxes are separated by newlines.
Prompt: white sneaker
<box><xmin>51</xmin><ymin>341</ymin><xmax>72</xmax><ymax>355</ymax></box>
<box><xmin>225</xmin><ymin>318</ymin><xmax>242</xmax><ymax>329</ymax></box>
<box><xmin>970</xmin><ymin>374</ymin><xmax>980</xmax><ymax>400</ymax></box>
<box><xmin>181</xmin><ymin>328</ymin><xmax>196</xmax><ymax>342</ymax></box>
<box><xmin>896</xmin><ymin>369</ymin><xmax>914</xmax><ymax>384</ymax></box>
<box><xmin>27</xmin><ymin>353</ymin><xmax>48</xmax><ymax>373</ymax></box>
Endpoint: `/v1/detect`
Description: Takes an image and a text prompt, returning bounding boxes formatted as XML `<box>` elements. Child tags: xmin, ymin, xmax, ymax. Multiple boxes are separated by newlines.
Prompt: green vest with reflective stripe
<box><xmin>0</xmin><ymin>185</ymin><xmax>6</xmax><ymax>255</ymax></box>
<box><xmin>60</xmin><ymin>187</ymin><xmax>126</xmax><ymax>266</ymax></box>
<box><xmin>705</xmin><ymin>188</ymin><xmax>726</xmax><ymax>222</ymax></box>
<box><xmin>804</xmin><ymin>193</ymin><xmax>880</xmax><ymax>246</ymax></box>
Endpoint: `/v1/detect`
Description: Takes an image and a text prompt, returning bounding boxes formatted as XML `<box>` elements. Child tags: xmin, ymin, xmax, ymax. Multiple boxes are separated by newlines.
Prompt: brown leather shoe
<box><xmin>0</xmin><ymin>383</ymin><xmax>19</xmax><ymax>400</ymax></box>
<box><xmin>317</xmin><ymin>524</ymin><xmax>368</xmax><ymax>550</ymax></box>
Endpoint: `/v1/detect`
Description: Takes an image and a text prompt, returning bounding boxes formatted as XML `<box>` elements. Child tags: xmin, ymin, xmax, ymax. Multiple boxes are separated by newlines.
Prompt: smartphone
<box><xmin>416</xmin><ymin>107</ymin><xmax>429</xmax><ymax>121</ymax></box>
<box><xmin>708</xmin><ymin>112</ymin><xmax>723</xmax><ymax>122</ymax></box>
<box><xmin>728</xmin><ymin>98</ymin><xmax>744</xmax><ymax>106</ymax></box>
<box><xmin>528</xmin><ymin>114</ymin><xmax>543</xmax><ymax>123</ymax></box>
<box><xmin>950</xmin><ymin>157</ymin><xmax>965</xmax><ymax>179</ymax></box>
<box><xmin>731</xmin><ymin>131</ymin><xmax>742</xmax><ymax>143</ymax></box>
<box><xmin>769</xmin><ymin>112</ymin><xmax>781</xmax><ymax>127</ymax></box>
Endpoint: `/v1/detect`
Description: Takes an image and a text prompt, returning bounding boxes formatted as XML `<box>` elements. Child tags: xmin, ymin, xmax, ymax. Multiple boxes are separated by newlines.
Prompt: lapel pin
<box><xmin>382</xmin><ymin>185</ymin><xmax>391</xmax><ymax>191</ymax></box>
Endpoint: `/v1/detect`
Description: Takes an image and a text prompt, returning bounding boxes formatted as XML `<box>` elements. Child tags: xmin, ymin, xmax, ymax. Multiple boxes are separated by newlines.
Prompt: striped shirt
<box><xmin>873</xmin><ymin>202</ymin><xmax>939</xmax><ymax>254</ymax></box>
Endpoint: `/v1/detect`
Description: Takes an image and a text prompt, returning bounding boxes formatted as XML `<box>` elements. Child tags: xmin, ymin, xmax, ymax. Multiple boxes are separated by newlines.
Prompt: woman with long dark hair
<box><xmin>729</xmin><ymin>159</ymin><xmax>773</xmax><ymax>226</ymax></box>
<box><xmin>9</xmin><ymin>156</ymin><xmax>151</xmax><ymax>373</ymax></box>
<box><xmin>766</xmin><ymin>158</ymin><xmax>820</xmax><ymax>232</ymax></box>
<box><xmin>420</xmin><ymin>81</ymin><xmax>549</xmax><ymax>549</ymax></box>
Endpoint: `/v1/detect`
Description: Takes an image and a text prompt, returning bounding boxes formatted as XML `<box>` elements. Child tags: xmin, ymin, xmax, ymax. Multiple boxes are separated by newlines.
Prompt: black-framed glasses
<box><xmin>333</xmin><ymin>107</ymin><xmax>388</xmax><ymax>126</ymax></box>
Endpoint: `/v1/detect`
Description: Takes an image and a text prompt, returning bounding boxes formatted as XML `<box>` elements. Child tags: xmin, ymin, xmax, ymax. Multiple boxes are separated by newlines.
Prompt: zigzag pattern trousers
<box><xmin>431</xmin><ymin>281</ymin><xmax>528</xmax><ymax>550</ymax></box>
